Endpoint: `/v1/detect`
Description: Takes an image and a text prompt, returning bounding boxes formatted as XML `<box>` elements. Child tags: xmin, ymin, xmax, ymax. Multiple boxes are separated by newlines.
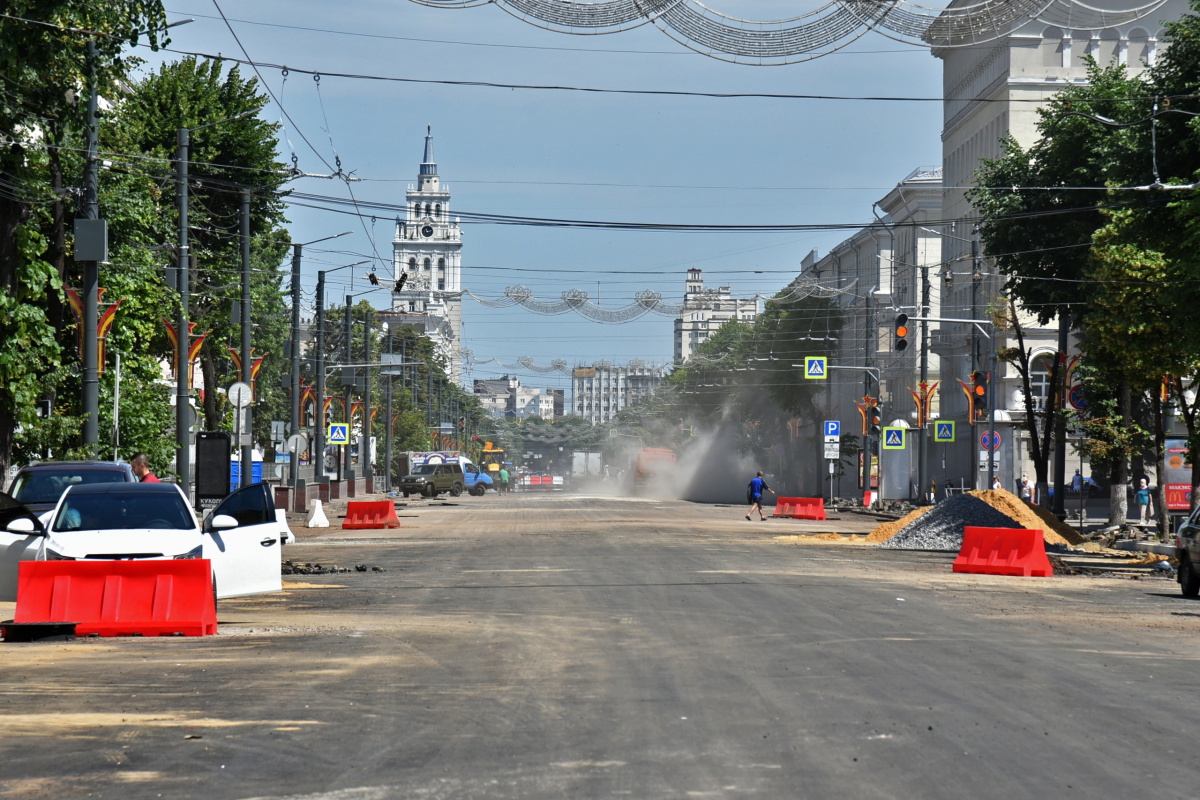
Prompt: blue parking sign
<box><xmin>824</xmin><ymin>420</ymin><xmax>840</xmax><ymax>438</ymax></box>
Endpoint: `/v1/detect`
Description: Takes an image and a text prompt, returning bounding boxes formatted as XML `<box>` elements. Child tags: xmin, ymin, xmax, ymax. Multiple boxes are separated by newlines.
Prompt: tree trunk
<box><xmin>0</xmin><ymin>184</ymin><xmax>26</xmax><ymax>477</ymax></box>
<box><xmin>1108</xmin><ymin>381</ymin><xmax>1132</xmax><ymax>527</ymax></box>
<box><xmin>1154</xmin><ymin>391</ymin><xmax>1169</xmax><ymax>539</ymax></box>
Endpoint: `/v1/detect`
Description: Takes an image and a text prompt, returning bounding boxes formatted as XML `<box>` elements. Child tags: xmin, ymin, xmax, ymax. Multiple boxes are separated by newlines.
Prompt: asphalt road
<box><xmin>2</xmin><ymin>494</ymin><xmax>1198</xmax><ymax>799</ymax></box>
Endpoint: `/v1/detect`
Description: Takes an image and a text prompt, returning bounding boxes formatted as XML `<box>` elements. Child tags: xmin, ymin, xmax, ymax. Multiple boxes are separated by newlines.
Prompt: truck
<box><xmin>633</xmin><ymin>448</ymin><xmax>676</xmax><ymax>488</ymax></box>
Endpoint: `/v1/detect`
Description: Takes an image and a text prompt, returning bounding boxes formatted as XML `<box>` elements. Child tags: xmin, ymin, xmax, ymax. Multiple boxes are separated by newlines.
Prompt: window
<box><xmin>408</xmin><ymin>257</ymin><xmax>416</xmax><ymax>271</ymax></box>
<box><xmin>1028</xmin><ymin>353</ymin><xmax>1056</xmax><ymax>412</ymax></box>
<box><xmin>438</xmin><ymin>258</ymin><xmax>445</xmax><ymax>270</ymax></box>
<box><xmin>424</xmin><ymin>203</ymin><xmax>432</xmax><ymax>216</ymax></box>
<box><xmin>435</xmin><ymin>203</ymin><xmax>441</xmax><ymax>217</ymax></box>
<box><xmin>424</xmin><ymin>258</ymin><xmax>431</xmax><ymax>271</ymax></box>
<box><xmin>438</xmin><ymin>279</ymin><xmax>445</xmax><ymax>290</ymax></box>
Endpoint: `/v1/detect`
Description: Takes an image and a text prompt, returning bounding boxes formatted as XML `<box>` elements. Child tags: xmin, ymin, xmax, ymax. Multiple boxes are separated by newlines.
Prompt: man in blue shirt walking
<box><xmin>746</xmin><ymin>471</ymin><xmax>772</xmax><ymax>521</ymax></box>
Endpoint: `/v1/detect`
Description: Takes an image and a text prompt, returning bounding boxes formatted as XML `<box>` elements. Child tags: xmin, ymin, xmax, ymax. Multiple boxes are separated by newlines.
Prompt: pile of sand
<box><xmin>864</xmin><ymin>506</ymin><xmax>934</xmax><ymax>544</ymax></box>
<box><xmin>866</xmin><ymin>488</ymin><xmax>1086</xmax><ymax>547</ymax></box>
<box><xmin>967</xmin><ymin>490</ymin><xmax>1085</xmax><ymax>546</ymax></box>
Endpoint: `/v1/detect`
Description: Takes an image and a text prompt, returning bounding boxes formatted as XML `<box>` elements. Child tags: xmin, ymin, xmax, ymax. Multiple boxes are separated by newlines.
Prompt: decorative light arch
<box><xmin>409</xmin><ymin>1</ymin><xmax>1171</xmax><ymax>65</ymax></box>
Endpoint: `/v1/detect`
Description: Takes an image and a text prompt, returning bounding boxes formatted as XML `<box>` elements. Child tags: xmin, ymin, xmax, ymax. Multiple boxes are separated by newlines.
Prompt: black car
<box><xmin>6</xmin><ymin>461</ymin><xmax>136</xmax><ymax>517</ymax></box>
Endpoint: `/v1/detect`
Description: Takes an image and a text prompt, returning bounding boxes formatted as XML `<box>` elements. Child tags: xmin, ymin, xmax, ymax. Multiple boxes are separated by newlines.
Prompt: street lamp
<box><xmin>175</xmin><ymin>107</ymin><xmax>257</xmax><ymax>499</ymax></box>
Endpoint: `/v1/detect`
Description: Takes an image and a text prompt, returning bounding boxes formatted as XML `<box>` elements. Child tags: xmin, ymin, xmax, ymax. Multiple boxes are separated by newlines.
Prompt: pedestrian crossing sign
<box><xmin>327</xmin><ymin>423</ymin><xmax>349</xmax><ymax>445</ymax></box>
<box><xmin>882</xmin><ymin>427</ymin><xmax>906</xmax><ymax>450</ymax></box>
<box><xmin>934</xmin><ymin>421</ymin><xmax>956</xmax><ymax>443</ymax></box>
<box><xmin>804</xmin><ymin>356</ymin><xmax>827</xmax><ymax>380</ymax></box>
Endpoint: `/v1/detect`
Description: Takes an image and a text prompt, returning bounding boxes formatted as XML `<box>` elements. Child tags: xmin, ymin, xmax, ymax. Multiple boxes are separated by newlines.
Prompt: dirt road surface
<box><xmin>2</xmin><ymin>494</ymin><xmax>1197</xmax><ymax>799</ymax></box>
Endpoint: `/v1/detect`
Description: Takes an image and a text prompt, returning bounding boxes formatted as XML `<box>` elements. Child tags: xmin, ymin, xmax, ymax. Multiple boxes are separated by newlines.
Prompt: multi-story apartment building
<box><xmin>673</xmin><ymin>269</ymin><xmax>759</xmax><ymax>363</ymax></box>
<box><xmin>572</xmin><ymin>362</ymin><xmax>668</xmax><ymax>425</ymax></box>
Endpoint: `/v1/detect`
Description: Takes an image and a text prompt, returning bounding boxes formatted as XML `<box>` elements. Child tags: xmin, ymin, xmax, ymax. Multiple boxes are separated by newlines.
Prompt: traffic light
<box><xmin>368</xmin><ymin>271</ymin><xmax>379</xmax><ymax>286</ymax></box>
<box><xmin>394</xmin><ymin>272</ymin><xmax>408</xmax><ymax>292</ymax></box>
<box><xmin>894</xmin><ymin>313</ymin><xmax>909</xmax><ymax>352</ymax></box>
<box><xmin>971</xmin><ymin>370</ymin><xmax>989</xmax><ymax>414</ymax></box>
<box><xmin>869</xmin><ymin>407</ymin><xmax>882</xmax><ymax>436</ymax></box>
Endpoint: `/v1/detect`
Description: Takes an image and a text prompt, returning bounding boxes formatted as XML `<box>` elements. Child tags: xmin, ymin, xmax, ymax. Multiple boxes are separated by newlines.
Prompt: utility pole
<box><xmin>239</xmin><ymin>189</ymin><xmax>253</xmax><ymax>489</ymax></box>
<box><xmin>290</xmin><ymin>243</ymin><xmax>302</xmax><ymax>438</ymax></box>
<box><xmin>314</xmin><ymin>271</ymin><xmax>326</xmax><ymax>483</ymax></box>
<box><xmin>176</xmin><ymin>126</ymin><xmax>191</xmax><ymax>493</ymax></box>
<box><xmin>386</xmin><ymin>326</ymin><xmax>393</xmax><ymax>493</ymax></box>
<box><xmin>971</xmin><ymin>240</ymin><xmax>982</xmax><ymax>491</ymax></box>
<box><xmin>918</xmin><ymin>235</ymin><xmax>930</xmax><ymax>504</ymax></box>
<box><xmin>363</xmin><ymin>306</ymin><xmax>372</xmax><ymax>480</ymax></box>
<box><xmin>344</xmin><ymin>296</ymin><xmax>353</xmax><ymax>482</ymax></box>
<box><xmin>81</xmin><ymin>41</ymin><xmax>101</xmax><ymax>455</ymax></box>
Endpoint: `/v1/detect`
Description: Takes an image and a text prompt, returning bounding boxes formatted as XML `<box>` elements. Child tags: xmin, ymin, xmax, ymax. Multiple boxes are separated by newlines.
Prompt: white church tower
<box><xmin>392</xmin><ymin>126</ymin><xmax>463</xmax><ymax>383</ymax></box>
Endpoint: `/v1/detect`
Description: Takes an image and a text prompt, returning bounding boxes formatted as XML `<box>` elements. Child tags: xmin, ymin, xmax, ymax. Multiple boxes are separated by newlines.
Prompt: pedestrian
<box><xmin>1072</xmin><ymin>469</ymin><xmax>1083</xmax><ymax>493</ymax></box>
<box><xmin>499</xmin><ymin>466</ymin><xmax>510</xmax><ymax>495</ymax></box>
<box><xmin>131</xmin><ymin>452</ymin><xmax>159</xmax><ymax>483</ymax></box>
<box><xmin>991</xmin><ymin>475</ymin><xmax>1001</xmax><ymax>491</ymax></box>
<box><xmin>1019</xmin><ymin>474</ymin><xmax>1032</xmax><ymax>503</ymax></box>
<box><xmin>746</xmin><ymin>470</ymin><xmax>772</xmax><ymax>521</ymax></box>
<box><xmin>1136</xmin><ymin>478</ymin><xmax>1153</xmax><ymax>523</ymax></box>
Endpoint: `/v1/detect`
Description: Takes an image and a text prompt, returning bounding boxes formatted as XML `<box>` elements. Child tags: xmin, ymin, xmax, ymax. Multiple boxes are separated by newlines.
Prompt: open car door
<box><xmin>203</xmin><ymin>483</ymin><xmax>283</xmax><ymax>598</ymax></box>
<box><xmin>0</xmin><ymin>491</ymin><xmax>46</xmax><ymax>601</ymax></box>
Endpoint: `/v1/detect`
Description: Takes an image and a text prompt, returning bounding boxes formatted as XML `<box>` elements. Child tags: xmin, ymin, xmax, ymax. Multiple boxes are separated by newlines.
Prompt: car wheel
<box><xmin>1181</xmin><ymin>557</ymin><xmax>1200</xmax><ymax>598</ymax></box>
<box><xmin>211</xmin><ymin>574</ymin><xmax>219</xmax><ymax>614</ymax></box>
<box><xmin>471</xmin><ymin>485</ymin><xmax>484</xmax><ymax>496</ymax></box>
<box><xmin>402</xmin><ymin>491</ymin><xmax>410</xmax><ymax>498</ymax></box>
<box><xmin>450</xmin><ymin>483</ymin><xmax>463</xmax><ymax>497</ymax></box>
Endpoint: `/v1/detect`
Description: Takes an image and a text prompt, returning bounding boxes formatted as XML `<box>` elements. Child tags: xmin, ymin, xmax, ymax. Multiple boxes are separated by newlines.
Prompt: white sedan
<box><xmin>0</xmin><ymin>481</ymin><xmax>286</xmax><ymax>602</ymax></box>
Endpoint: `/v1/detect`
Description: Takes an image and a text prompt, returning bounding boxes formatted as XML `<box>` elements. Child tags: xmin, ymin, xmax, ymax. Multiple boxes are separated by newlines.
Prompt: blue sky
<box><xmin>142</xmin><ymin>1</ymin><xmax>946</xmax><ymax>392</ymax></box>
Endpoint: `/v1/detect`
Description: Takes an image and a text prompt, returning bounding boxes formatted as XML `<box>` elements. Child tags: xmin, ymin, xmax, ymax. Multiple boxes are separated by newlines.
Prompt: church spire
<box><xmin>420</xmin><ymin>125</ymin><xmax>437</xmax><ymax>177</ymax></box>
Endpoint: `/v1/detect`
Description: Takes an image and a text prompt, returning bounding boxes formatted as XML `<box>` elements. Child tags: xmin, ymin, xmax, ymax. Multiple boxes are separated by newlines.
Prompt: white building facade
<box><xmin>673</xmin><ymin>269</ymin><xmax>759</xmax><ymax>363</ymax></box>
<box><xmin>392</xmin><ymin>127</ymin><xmax>464</xmax><ymax>383</ymax></box>
<box><xmin>933</xmin><ymin>0</ymin><xmax>1188</xmax><ymax>491</ymax></box>
<box><xmin>572</xmin><ymin>363</ymin><xmax>668</xmax><ymax>425</ymax></box>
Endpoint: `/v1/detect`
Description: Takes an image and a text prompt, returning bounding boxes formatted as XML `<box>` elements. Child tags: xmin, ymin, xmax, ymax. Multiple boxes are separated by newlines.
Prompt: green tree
<box><xmin>0</xmin><ymin>1</ymin><xmax>168</xmax><ymax>476</ymax></box>
<box><xmin>104</xmin><ymin>56</ymin><xmax>290</xmax><ymax>454</ymax></box>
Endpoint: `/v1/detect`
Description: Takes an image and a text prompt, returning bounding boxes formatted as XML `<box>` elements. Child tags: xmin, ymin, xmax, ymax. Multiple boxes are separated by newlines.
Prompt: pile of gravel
<box><xmin>879</xmin><ymin>493</ymin><xmax>1020</xmax><ymax>551</ymax></box>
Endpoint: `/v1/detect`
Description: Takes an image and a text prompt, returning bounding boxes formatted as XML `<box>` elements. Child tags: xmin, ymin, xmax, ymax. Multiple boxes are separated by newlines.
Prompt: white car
<box><xmin>0</xmin><ymin>482</ymin><xmax>286</xmax><ymax>602</ymax></box>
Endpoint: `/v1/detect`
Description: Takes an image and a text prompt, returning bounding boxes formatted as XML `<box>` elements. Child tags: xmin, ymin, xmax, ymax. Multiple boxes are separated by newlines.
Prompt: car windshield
<box><xmin>11</xmin><ymin>468</ymin><xmax>126</xmax><ymax>504</ymax></box>
<box><xmin>53</xmin><ymin>491</ymin><xmax>194</xmax><ymax>532</ymax></box>
<box><xmin>413</xmin><ymin>465</ymin><xmax>437</xmax><ymax>475</ymax></box>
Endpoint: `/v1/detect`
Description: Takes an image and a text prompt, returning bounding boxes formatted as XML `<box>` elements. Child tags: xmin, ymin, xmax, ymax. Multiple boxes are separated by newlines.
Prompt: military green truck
<box><xmin>398</xmin><ymin>462</ymin><xmax>465</xmax><ymax>498</ymax></box>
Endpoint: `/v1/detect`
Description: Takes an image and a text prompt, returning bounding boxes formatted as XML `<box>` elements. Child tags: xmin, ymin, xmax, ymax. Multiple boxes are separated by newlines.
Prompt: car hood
<box><xmin>45</xmin><ymin>528</ymin><xmax>200</xmax><ymax>559</ymax></box>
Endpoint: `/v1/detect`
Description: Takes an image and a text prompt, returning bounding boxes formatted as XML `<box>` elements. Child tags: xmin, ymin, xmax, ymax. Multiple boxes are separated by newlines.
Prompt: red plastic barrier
<box><xmin>953</xmin><ymin>526</ymin><xmax>1053</xmax><ymax>578</ymax></box>
<box><xmin>343</xmin><ymin>500</ymin><xmax>401</xmax><ymax>530</ymax></box>
<box><xmin>14</xmin><ymin>560</ymin><xmax>217</xmax><ymax>637</ymax></box>
<box><xmin>773</xmin><ymin>497</ymin><xmax>826</xmax><ymax>520</ymax></box>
